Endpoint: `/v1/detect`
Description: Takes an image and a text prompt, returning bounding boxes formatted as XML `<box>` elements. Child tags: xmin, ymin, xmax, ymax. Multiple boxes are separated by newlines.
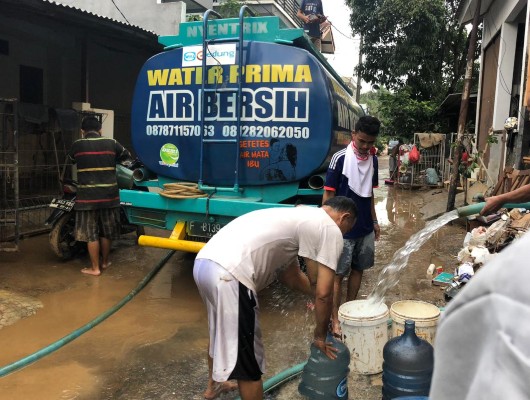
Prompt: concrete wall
<box><xmin>475</xmin><ymin>0</ymin><xmax>528</xmax><ymax>182</ymax></box>
<box><xmin>0</xmin><ymin>13</ymin><xmax>82</xmax><ymax>107</ymax></box>
<box><xmin>0</xmin><ymin>10</ymin><xmax>159</xmax><ymax>153</ymax></box>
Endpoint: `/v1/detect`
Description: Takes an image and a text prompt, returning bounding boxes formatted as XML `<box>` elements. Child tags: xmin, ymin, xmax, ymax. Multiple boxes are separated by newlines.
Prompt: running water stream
<box><xmin>368</xmin><ymin>209</ymin><xmax>460</xmax><ymax>305</ymax></box>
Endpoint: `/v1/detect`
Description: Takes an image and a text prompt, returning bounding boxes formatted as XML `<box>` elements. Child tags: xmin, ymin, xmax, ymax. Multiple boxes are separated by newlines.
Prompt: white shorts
<box><xmin>193</xmin><ymin>258</ymin><xmax>265</xmax><ymax>382</ymax></box>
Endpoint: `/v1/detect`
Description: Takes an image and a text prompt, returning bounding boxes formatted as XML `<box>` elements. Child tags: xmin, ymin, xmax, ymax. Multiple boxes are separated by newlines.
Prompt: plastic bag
<box><xmin>456</xmin><ymin>262</ymin><xmax>474</xmax><ymax>283</ymax></box>
<box><xmin>409</xmin><ymin>145</ymin><xmax>420</xmax><ymax>163</ymax></box>
<box><xmin>469</xmin><ymin>226</ymin><xmax>487</xmax><ymax>247</ymax></box>
<box><xmin>425</xmin><ymin>168</ymin><xmax>439</xmax><ymax>185</ymax></box>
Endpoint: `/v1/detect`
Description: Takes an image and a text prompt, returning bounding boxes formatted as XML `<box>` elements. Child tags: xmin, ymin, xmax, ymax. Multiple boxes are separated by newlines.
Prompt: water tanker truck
<box><xmin>119</xmin><ymin>8</ymin><xmax>364</xmax><ymax>253</ymax></box>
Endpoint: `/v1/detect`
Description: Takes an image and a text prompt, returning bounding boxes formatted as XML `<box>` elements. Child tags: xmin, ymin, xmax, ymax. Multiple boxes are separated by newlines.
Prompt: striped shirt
<box><xmin>68</xmin><ymin>132</ymin><xmax>131</xmax><ymax>210</ymax></box>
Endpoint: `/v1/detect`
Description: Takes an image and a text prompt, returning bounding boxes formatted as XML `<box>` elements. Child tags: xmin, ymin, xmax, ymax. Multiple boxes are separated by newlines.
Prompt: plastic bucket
<box><xmin>338</xmin><ymin>300</ymin><xmax>389</xmax><ymax>375</ymax></box>
<box><xmin>390</xmin><ymin>300</ymin><xmax>440</xmax><ymax>345</ymax></box>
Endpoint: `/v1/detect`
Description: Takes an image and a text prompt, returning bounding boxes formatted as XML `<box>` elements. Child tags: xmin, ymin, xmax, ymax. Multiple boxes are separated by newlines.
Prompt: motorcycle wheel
<box><xmin>49</xmin><ymin>214</ymin><xmax>85</xmax><ymax>260</ymax></box>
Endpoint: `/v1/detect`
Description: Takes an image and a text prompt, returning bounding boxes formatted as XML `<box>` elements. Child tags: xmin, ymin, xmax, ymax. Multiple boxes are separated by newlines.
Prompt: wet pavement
<box><xmin>0</xmin><ymin>156</ymin><xmax>467</xmax><ymax>400</ymax></box>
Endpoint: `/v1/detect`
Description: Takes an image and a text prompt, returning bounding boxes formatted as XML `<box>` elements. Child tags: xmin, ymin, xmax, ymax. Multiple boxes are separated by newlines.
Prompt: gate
<box><xmin>397</xmin><ymin>133</ymin><xmax>447</xmax><ymax>188</ymax></box>
<box><xmin>410</xmin><ymin>133</ymin><xmax>446</xmax><ymax>187</ymax></box>
<box><xmin>0</xmin><ymin>99</ymin><xmax>19</xmax><ymax>251</ymax></box>
<box><xmin>0</xmin><ymin>99</ymin><xmax>93</xmax><ymax>251</ymax></box>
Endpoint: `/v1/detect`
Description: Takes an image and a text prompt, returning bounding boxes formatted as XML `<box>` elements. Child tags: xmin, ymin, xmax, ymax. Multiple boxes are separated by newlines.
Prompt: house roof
<box><xmin>457</xmin><ymin>0</ymin><xmax>494</xmax><ymax>25</ymax></box>
<box><xmin>1</xmin><ymin>0</ymin><xmax>160</xmax><ymax>46</ymax></box>
<box><xmin>439</xmin><ymin>92</ymin><xmax>478</xmax><ymax>114</ymax></box>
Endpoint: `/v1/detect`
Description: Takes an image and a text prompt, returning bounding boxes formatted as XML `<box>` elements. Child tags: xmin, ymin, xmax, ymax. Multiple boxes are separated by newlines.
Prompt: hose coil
<box><xmin>159</xmin><ymin>182</ymin><xmax>208</xmax><ymax>199</ymax></box>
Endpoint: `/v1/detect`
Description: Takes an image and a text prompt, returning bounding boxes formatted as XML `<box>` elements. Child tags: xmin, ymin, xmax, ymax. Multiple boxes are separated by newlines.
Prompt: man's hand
<box><xmin>313</xmin><ymin>338</ymin><xmax>338</xmax><ymax>359</ymax></box>
<box><xmin>479</xmin><ymin>196</ymin><xmax>503</xmax><ymax>216</ymax></box>
<box><xmin>374</xmin><ymin>223</ymin><xmax>381</xmax><ymax>241</ymax></box>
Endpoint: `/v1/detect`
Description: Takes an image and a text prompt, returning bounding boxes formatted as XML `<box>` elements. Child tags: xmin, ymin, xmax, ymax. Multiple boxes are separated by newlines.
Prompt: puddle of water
<box><xmin>0</xmin><ymin>160</ymin><xmax>465</xmax><ymax>400</ymax></box>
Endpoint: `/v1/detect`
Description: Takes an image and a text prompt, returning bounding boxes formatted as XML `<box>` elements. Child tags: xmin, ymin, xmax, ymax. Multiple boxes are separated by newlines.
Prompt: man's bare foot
<box><xmin>81</xmin><ymin>267</ymin><xmax>101</xmax><ymax>276</ymax></box>
<box><xmin>101</xmin><ymin>261</ymin><xmax>112</xmax><ymax>270</ymax></box>
<box><xmin>204</xmin><ymin>381</ymin><xmax>238</xmax><ymax>400</ymax></box>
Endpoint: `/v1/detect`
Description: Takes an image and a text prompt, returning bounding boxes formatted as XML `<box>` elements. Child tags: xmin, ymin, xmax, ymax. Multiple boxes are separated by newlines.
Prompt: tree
<box><xmin>361</xmin><ymin>88</ymin><xmax>439</xmax><ymax>141</ymax></box>
<box><xmin>218</xmin><ymin>0</ymin><xmax>246</xmax><ymax>18</ymax></box>
<box><xmin>347</xmin><ymin>0</ymin><xmax>468</xmax><ymax>101</ymax></box>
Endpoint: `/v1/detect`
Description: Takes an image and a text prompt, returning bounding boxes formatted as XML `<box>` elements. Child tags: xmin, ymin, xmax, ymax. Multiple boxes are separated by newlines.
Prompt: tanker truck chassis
<box><xmin>120</xmin><ymin>7</ymin><xmax>364</xmax><ymax>253</ymax></box>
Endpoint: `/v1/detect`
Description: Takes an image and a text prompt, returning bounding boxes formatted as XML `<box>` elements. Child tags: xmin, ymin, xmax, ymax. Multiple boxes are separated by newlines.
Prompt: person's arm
<box><xmin>297</xmin><ymin>8</ymin><xmax>310</xmax><ymax>24</ymax></box>
<box><xmin>371</xmin><ymin>193</ymin><xmax>380</xmax><ymax>240</ymax></box>
<box><xmin>480</xmin><ymin>184</ymin><xmax>530</xmax><ymax>215</ymax></box>
<box><xmin>312</xmin><ymin>263</ymin><xmax>338</xmax><ymax>359</ymax></box>
<box><xmin>322</xmin><ymin>188</ymin><xmax>335</xmax><ymax>205</ymax></box>
<box><xmin>115</xmin><ymin>141</ymin><xmax>132</xmax><ymax>163</ymax></box>
<box><xmin>318</xmin><ymin>1</ymin><xmax>326</xmax><ymax>22</ymax></box>
<box><xmin>278</xmin><ymin>258</ymin><xmax>313</xmax><ymax>296</ymax></box>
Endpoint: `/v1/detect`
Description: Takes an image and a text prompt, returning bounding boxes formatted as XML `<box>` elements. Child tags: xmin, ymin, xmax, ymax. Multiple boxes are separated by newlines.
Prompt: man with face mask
<box><xmin>322</xmin><ymin>115</ymin><xmax>381</xmax><ymax>337</ymax></box>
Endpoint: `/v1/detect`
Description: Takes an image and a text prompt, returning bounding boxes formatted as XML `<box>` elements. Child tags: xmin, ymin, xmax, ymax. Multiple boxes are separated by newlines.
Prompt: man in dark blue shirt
<box><xmin>297</xmin><ymin>0</ymin><xmax>326</xmax><ymax>51</ymax></box>
<box><xmin>322</xmin><ymin>116</ymin><xmax>381</xmax><ymax>336</ymax></box>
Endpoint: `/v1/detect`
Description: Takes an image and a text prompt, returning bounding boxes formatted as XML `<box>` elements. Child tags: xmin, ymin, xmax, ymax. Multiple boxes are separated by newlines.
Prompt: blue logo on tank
<box><xmin>336</xmin><ymin>377</ymin><xmax>348</xmax><ymax>398</ymax></box>
<box><xmin>183</xmin><ymin>52</ymin><xmax>196</xmax><ymax>61</ymax></box>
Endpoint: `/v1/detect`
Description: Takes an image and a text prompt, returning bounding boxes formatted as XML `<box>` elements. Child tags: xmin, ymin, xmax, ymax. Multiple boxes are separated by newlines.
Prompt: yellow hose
<box><xmin>159</xmin><ymin>182</ymin><xmax>208</xmax><ymax>199</ymax></box>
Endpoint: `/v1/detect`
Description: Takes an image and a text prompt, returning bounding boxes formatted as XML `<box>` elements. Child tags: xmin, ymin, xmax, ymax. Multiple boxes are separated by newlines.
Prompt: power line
<box><xmin>109</xmin><ymin>0</ymin><xmax>130</xmax><ymax>24</ymax></box>
<box><xmin>327</xmin><ymin>19</ymin><xmax>360</xmax><ymax>41</ymax></box>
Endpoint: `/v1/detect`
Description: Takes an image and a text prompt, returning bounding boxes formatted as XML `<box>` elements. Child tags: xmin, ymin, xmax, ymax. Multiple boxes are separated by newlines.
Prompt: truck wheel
<box><xmin>49</xmin><ymin>214</ymin><xmax>84</xmax><ymax>260</ymax></box>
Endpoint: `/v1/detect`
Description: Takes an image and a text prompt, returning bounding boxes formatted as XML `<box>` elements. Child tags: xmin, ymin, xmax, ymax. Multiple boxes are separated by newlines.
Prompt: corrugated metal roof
<box><xmin>39</xmin><ymin>0</ymin><xmax>155</xmax><ymax>34</ymax></box>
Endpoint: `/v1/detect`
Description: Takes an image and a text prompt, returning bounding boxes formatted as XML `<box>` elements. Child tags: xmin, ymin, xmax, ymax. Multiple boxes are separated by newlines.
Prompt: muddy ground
<box><xmin>0</xmin><ymin>156</ymin><xmax>468</xmax><ymax>400</ymax></box>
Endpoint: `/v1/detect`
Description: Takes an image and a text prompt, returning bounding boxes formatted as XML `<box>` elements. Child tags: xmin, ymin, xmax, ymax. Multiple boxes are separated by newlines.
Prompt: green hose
<box><xmin>456</xmin><ymin>201</ymin><xmax>530</xmax><ymax>217</ymax></box>
<box><xmin>0</xmin><ymin>250</ymin><xmax>175</xmax><ymax>378</ymax></box>
<box><xmin>234</xmin><ymin>362</ymin><xmax>306</xmax><ymax>400</ymax></box>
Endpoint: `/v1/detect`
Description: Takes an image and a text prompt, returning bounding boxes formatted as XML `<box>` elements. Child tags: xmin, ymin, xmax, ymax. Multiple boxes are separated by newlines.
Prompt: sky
<box><xmin>321</xmin><ymin>3</ymin><xmax>370</xmax><ymax>92</ymax></box>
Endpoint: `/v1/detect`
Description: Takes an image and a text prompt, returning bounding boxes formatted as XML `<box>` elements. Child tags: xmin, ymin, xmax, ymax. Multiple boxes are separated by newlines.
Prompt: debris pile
<box><xmin>433</xmin><ymin>208</ymin><xmax>530</xmax><ymax>300</ymax></box>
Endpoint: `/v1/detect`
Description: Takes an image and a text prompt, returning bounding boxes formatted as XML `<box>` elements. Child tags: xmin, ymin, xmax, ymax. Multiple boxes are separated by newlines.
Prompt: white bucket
<box><xmin>390</xmin><ymin>300</ymin><xmax>440</xmax><ymax>345</ymax></box>
<box><xmin>338</xmin><ymin>300</ymin><xmax>389</xmax><ymax>375</ymax></box>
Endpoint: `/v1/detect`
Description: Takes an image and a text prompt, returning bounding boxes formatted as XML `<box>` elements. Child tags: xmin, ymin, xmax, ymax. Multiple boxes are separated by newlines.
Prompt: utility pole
<box><xmin>447</xmin><ymin>0</ymin><xmax>481</xmax><ymax>211</ymax></box>
<box><xmin>356</xmin><ymin>34</ymin><xmax>363</xmax><ymax>103</ymax></box>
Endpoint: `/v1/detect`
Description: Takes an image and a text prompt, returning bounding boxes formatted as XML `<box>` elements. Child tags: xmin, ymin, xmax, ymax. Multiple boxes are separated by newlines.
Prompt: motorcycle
<box><xmin>45</xmin><ymin>159</ymin><xmax>146</xmax><ymax>260</ymax></box>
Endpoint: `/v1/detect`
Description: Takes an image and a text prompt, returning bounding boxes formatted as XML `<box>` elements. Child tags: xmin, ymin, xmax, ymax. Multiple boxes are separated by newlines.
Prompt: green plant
<box><xmin>219</xmin><ymin>0</ymin><xmax>246</xmax><ymax>18</ymax></box>
<box><xmin>186</xmin><ymin>14</ymin><xmax>203</xmax><ymax>22</ymax></box>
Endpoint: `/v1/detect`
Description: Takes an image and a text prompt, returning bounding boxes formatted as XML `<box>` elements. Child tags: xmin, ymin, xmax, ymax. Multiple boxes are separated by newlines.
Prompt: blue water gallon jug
<box><xmin>382</xmin><ymin>320</ymin><xmax>433</xmax><ymax>400</ymax></box>
<box><xmin>298</xmin><ymin>334</ymin><xmax>350</xmax><ymax>399</ymax></box>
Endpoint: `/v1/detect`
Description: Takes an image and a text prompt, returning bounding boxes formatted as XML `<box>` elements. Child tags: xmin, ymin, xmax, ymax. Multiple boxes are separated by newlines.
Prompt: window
<box><xmin>20</xmin><ymin>65</ymin><xmax>44</xmax><ymax>104</ymax></box>
<box><xmin>0</xmin><ymin>39</ymin><xmax>8</xmax><ymax>55</ymax></box>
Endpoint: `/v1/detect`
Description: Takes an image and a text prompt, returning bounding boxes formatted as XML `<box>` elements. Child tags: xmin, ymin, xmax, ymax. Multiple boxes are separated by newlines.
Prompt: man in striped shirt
<box><xmin>68</xmin><ymin>116</ymin><xmax>131</xmax><ymax>276</ymax></box>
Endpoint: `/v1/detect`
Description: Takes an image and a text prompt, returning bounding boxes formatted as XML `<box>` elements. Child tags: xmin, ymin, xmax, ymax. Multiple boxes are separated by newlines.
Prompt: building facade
<box><xmin>459</xmin><ymin>0</ymin><xmax>530</xmax><ymax>186</ymax></box>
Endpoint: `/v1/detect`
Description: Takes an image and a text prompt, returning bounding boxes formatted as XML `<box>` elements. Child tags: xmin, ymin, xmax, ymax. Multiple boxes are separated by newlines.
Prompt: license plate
<box><xmin>187</xmin><ymin>221</ymin><xmax>225</xmax><ymax>238</ymax></box>
<box><xmin>49</xmin><ymin>198</ymin><xmax>75</xmax><ymax>211</ymax></box>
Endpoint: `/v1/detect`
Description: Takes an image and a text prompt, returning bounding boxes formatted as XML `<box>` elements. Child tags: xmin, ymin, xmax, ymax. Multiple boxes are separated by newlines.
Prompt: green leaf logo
<box><xmin>160</xmin><ymin>143</ymin><xmax>179</xmax><ymax>165</ymax></box>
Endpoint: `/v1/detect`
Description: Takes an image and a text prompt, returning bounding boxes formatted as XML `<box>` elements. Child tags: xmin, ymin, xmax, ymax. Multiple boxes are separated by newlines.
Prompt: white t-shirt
<box><xmin>430</xmin><ymin>230</ymin><xmax>530</xmax><ymax>399</ymax></box>
<box><xmin>196</xmin><ymin>206</ymin><xmax>344</xmax><ymax>293</ymax></box>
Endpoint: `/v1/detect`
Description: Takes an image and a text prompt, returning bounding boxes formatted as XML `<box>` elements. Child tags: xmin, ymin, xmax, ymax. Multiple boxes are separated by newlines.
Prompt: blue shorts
<box><xmin>336</xmin><ymin>232</ymin><xmax>375</xmax><ymax>276</ymax></box>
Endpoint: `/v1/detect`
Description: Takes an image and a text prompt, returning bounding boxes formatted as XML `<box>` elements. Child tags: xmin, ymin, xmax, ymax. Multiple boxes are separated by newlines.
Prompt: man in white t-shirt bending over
<box><xmin>193</xmin><ymin>196</ymin><xmax>357</xmax><ymax>400</ymax></box>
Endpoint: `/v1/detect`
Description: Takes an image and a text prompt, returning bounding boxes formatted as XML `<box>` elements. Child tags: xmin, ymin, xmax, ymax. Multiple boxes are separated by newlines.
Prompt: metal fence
<box><xmin>410</xmin><ymin>133</ymin><xmax>446</xmax><ymax>187</ymax></box>
<box><xmin>0</xmin><ymin>99</ymin><xmax>95</xmax><ymax>251</ymax></box>
<box><xmin>0</xmin><ymin>99</ymin><xmax>19</xmax><ymax>251</ymax></box>
<box><xmin>397</xmin><ymin>133</ymin><xmax>447</xmax><ymax>188</ymax></box>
